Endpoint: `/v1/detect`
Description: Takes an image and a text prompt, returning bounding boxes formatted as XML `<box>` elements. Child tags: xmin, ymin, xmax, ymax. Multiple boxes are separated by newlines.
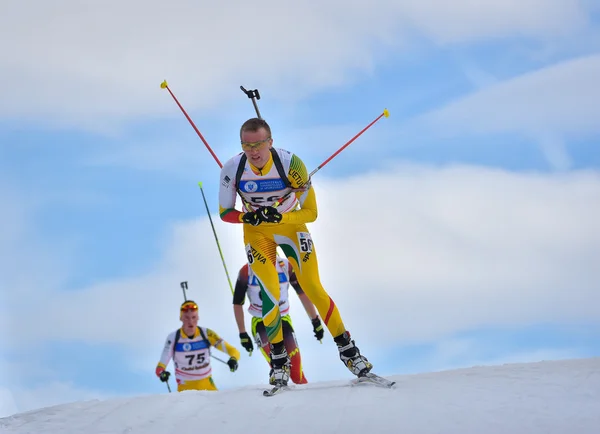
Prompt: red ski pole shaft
<box><xmin>310</xmin><ymin>109</ymin><xmax>389</xmax><ymax>177</ymax></box>
<box><xmin>160</xmin><ymin>80</ymin><xmax>223</xmax><ymax>168</ymax></box>
<box><xmin>273</xmin><ymin>109</ymin><xmax>390</xmax><ymax>207</ymax></box>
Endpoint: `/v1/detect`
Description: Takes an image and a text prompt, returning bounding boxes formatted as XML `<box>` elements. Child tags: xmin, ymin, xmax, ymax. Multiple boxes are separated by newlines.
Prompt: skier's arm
<box><xmin>219</xmin><ymin>157</ymin><xmax>244</xmax><ymax>223</ymax></box>
<box><xmin>233</xmin><ymin>305</ymin><xmax>247</xmax><ymax>334</ymax></box>
<box><xmin>156</xmin><ymin>332</ymin><xmax>176</xmax><ymax>372</ymax></box>
<box><xmin>233</xmin><ymin>266</ymin><xmax>249</xmax><ymax>333</ymax></box>
<box><xmin>288</xmin><ymin>265</ymin><xmax>303</xmax><ymax>295</ymax></box>
<box><xmin>206</xmin><ymin>328</ymin><xmax>241</xmax><ymax>360</ymax></box>
<box><xmin>298</xmin><ymin>293</ymin><xmax>319</xmax><ymax>320</ymax></box>
<box><xmin>280</xmin><ymin>154</ymin><xmax>318</xmax><ymax>224</ymax></box>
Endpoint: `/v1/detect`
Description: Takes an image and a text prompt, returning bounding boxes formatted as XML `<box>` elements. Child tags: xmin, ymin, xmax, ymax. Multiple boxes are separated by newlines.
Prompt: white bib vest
<box><xmin>234</xmin><ymin>148</ymin><xmax>298</xmax><ymax>213</ymax></box>
<box><xmin>247</xmin><ymin>258</ymin><xmax>291</xmax><ymax>317</ymax></box>
<box><xmin>168</xmin><ymin>329</ymin><xmax>212</xmax><ymax>381</ymax></box>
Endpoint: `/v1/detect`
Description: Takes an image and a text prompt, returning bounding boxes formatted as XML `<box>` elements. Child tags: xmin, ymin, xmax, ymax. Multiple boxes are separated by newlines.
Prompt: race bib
<box><xmin>245</xmin><ymin>243</ymin><xmax>254</xmax><ymax>264</ymax></box>
<box><xmin>297</xmin><ymin>232</ymin><xmax>313</xmax><ymax>253</ymax></box>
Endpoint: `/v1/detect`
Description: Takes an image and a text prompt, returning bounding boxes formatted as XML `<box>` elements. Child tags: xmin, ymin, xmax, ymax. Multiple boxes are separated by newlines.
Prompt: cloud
<box><xmin>0</xmin><ymin>0</ymin><xmax>593</xmax><ymax>127</ymax></box>
<box><xmin>424</xmin><ymin>54</ymin><xmax>600</xmax><ymax>136</ymax></box>
<box><xmin>309</xmin><ymin>163</ymin><xmax>600</xmax><ymax>344</ymax></box>
<box><xmin>414</xmin><ymin>53</ymin><xmax>600</xmax><ymax>169</ymax></box>
<box><xmin>0</xmin><ymin>180</ymin><xmax>75</xmax><ymax>304</ymax></box>
<box><xmin>6</xmin><ymin>382</ymin><xmax>109</xmax><ymax>416</ymax></box>
<box><xmin>0</xmin><ymin>388</ymin><xmax>18</xmax><ymax>418</ymax></box>
<box><xmin>4</xmin><ymin>161</ymin><xmax>600</xmax><ymax>342</ymax></box>
<box><xmin>2</xmin><ymin>161</ymin><xmax>599</xmax><ymax>408</ymax></box>
<box><xmin>425</xmin><ymin>337</ymin><xmax>584</xmax><ymax>372</ymax></box>
<box><xmin>81</xmin><ymin>134</ymin><xmax>209</xmax><ymax>176</ymax></box>
<box><xmin>0</xmin><ymin>356</ymin><xmax>102</xmax><ymax>417</ymax></box>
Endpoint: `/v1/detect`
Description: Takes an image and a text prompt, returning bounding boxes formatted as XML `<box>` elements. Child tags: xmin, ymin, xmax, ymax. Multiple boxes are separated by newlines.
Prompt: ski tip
<box><xmin>263</xmin><ymin>384</ymin><xmax>288</xmax><ymax>396</ymax></box>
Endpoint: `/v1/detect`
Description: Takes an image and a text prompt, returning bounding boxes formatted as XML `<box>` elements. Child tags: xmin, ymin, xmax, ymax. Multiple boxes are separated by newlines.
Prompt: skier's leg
<box><xmin>244</xmin><ymin>227</ymin><xmax>289</xmax><ymax>385</ymax></box>
<box><xmin>274</xmin><ymin>225</ymin><xmax>346</xmax><ymax>337</ymax></box>
<box><xmin>275</xmin><ymin>224</ymin><xmax>373</xmax><ymax>377</ymax></box>
<box><xmin>282</xmin><ymin>315</ymin><xmax>307</xmax><ymax>384</ymax></box>
<box><xmin>251</xmin><ymin>316</ymin><xmax>272</xmax><ymax>365</ymax></box>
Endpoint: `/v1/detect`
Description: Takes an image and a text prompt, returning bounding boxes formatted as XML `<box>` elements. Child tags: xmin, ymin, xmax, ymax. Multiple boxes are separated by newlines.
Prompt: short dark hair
<box><xmin>240</xmin><ymin>118</ymin><xmax>272</xmax><ymax>140</ymax></box>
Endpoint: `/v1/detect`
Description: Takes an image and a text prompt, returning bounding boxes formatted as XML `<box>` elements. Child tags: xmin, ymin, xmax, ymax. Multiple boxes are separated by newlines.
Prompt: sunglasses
<box><xmin>241</xmin><ymin>137</ymin><xmax>271</xmax><ymax>151</ymax></box>
<box><xmin>180</xmin><ymin>302</ymin><xmax>198</xmax><ymax>312</ymax></box>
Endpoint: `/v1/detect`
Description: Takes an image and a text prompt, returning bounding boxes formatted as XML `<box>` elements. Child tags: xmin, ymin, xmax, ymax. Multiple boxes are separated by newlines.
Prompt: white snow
<box><xmin>1</xmin><ymin>358</ymin><xmax>599</xmax><ymax>434</ymax></box>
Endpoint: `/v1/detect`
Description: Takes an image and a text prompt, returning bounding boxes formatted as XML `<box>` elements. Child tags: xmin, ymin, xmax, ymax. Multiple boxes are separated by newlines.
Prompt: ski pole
<box><xmin>310</xmin><ymin>109</ymin><xmax>389</xmax><ymax>178</ymax></box>
<box><xmin>197</xmin><ymin>182</ymin><xmax>235</xmax><ymax>295</ymax></box>
<box><xmin>166</xmin><ymin>378</ymin><xmax>172</xmax><ymax>393</ymax></box>
<box><xmin>240</xmin><ymin>86</ymin><xmax>262</xmax><ymax>119</ymax></box>
<box><xmin>160</xmin><ymin>80</ymin><xmax>223</xmax><ymax>168</ymax></box>
<box><xmin>211</xmin><ymin>354</ymin><xmax>228</xmax><ymax>365</ymax></box>
<box><xmin>272</xmin><ymin>109</ymin><xmax>390</xmax><ymax>207</ymax></box>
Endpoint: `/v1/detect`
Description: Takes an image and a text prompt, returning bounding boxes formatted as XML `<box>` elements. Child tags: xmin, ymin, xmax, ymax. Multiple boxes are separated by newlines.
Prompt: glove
<box><xmin>257</xmin><ymin>206</ymin><xmax>282</xmax><ymax>223</ymax></box>
<box><xmin>242</xmin><ymin>211</ymin><xmax>261</xmax><ymax>226</ymax></box>
<box><xmin>239</xmin><ymin>332</ymin><xmax>254</xmax><ymax>353</ymax></box>
<box><xmin>156</xmin><ymin>366</ymin><xmax>171</xmax><ymax>383</ymax></box>
<box><xmin>312</xmin><ymin>316</ymin><xmax>324</xmax><ymax>341</ymax></box>
<box><xmin>227</xmin><ymin>357</ymin><xmax>238</xmax><ymax>372</ymax></box>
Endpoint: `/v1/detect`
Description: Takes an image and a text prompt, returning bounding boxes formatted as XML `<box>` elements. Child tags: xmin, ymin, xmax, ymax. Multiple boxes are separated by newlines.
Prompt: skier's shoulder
<box><xmin>165</xmin><ymin>330</ymin><xmax>178</xmax><ymax>341</ymax></box>
<box><xmin>203</xmin><ymin>327</ymin><xmax>222</xmax><ymax>345</ymax></box>
<box><xmin>272</xmin><ymin>147</ymin><xmax>296</xmax><ymax>165</ymax></box>
<box><xmin>162</xmin><ymin>330</ymin><xmax>178</xmax><ymax>351</ymax></box>
<box><xmin>222</xmin><ymin>152</ymin><xmax>245</xmax><ymax>173</ymax></box>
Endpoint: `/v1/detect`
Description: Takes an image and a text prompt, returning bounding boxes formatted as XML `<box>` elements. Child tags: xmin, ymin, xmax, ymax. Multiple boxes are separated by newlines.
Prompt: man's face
<box><xmin>181</xmin><ymin>310</ymin><xmax>198</xmax><ymax>328</ymax></box>
<box><xmin>241</xmin><ymin>127</ymin><xmax>272</xmax><ymax>169</ymax></box>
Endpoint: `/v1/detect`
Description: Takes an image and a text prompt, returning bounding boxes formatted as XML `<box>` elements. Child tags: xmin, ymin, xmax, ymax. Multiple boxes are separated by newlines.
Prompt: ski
<box><xmin>263</xmin><ymin>385</ymin><xmax>288</xmax><ymax>396</ymax></box>
<box><xmin>263</xmin><ymin>373</ymin><xmax>395</xmax><ymax>395</ymax></box>
<box><xmin>351</xmin><ymin>372</ymin><xmax>396</xmax><ymax>388</ymax></box>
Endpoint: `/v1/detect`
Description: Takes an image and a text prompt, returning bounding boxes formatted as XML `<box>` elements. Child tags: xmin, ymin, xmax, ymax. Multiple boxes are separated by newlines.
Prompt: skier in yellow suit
<box><xmin>155</xmin><ymin>300</ymin><xmax>240</xmax><ymax>391</ymax></box>
<box><xmin>218</xmin><ymin>117</ymin><xmax>372</xmax><ymax>387</ymax></box>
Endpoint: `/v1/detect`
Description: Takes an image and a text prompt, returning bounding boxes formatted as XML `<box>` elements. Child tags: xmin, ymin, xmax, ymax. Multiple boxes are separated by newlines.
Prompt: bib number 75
<box><xmin>185</xmin><ymin>353</ymin><xmax>206</xmax><ymax>366</ymax></box>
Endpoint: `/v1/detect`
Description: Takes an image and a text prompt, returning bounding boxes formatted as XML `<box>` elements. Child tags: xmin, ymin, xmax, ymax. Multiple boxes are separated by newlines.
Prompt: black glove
<box><xmin>257</xmin><ymin>206</ymin><xmax>282</xmax><ymax>223</ymax></box>
<box><xmin>312</xmin><ymin>316</ymin><xmax>324</xmax><ymax>341</ymax></box>
<box><xmin>239</xmin><ymin>332</ymin><xmax>254</xmax><ymax>353</ymax></box>
<box><xmin>227</xmin><ymin>357</ymin><xmax>238</xmax><ymax>372</ymax></box>
<box><xmin>159</xmin><ymin>370</ymin><xmax>171</xmax><ymax>383</ymax></box>
<box><xmin>242</xmin><ymin>211</ymin><xmax>261</xmax><ymax>226</ymax></box>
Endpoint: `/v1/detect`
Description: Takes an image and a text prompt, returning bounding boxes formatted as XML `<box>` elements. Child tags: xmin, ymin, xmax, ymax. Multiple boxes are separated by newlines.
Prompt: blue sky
<box><xmin>1</xmin><ymin>0</ymin><xmax>600</xmax><ymax>417</ymax></box>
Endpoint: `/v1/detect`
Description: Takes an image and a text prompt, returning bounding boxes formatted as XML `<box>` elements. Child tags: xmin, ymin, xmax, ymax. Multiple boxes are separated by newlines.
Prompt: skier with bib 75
<box><xmin>155</xmin><ymin>300</ymin><xmax>241</xmax><ymax>391</ymax></box>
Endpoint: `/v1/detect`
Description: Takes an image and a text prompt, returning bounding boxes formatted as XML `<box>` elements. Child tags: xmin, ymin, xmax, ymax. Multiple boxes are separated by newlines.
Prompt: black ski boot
<box><xmin>334</xmin><ymin>331</ymin><xmax>373</xmax><ymax>377</ymax></box>
<box><xmin>268</xmin><ymin>341</ymin><xmax>291</xmax><ymax>386</ymax></box>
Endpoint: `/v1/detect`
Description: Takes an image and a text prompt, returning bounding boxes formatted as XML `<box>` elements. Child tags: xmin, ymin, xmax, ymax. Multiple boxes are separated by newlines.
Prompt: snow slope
<box><xmin>1</xmin><ymin>358</ymin><xmax>599</xmax><ymax>434</ymax></box>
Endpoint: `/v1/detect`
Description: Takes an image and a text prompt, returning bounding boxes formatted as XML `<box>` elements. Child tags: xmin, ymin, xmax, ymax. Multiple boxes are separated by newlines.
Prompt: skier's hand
<box><xmin>227</xmin><ymin>357</ymin><xmax>239</xmax><ymax>372</ymax></box>
<box><xmin>312</xmin><ymin>316</ymin><xmax>324</xmax><ymax>341</ymax></box>
<box><xmin>239</xmin><ymin>332</ymin><xmax>254</xmax><ymax>353</ymax></box>
<box><xmin>257</xmin><ymin>206</ymin><xmax>282</xmax><ymax>224</ymax></box>
<box><xmin>156</xmin><ymin>367</ymin><xmax>171</xmax><ymax>383</ymax></box>
<box><xmin>242</xmin><ymin>211</ymin><xmax>261</xmax><ymax>226</ymax></box>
